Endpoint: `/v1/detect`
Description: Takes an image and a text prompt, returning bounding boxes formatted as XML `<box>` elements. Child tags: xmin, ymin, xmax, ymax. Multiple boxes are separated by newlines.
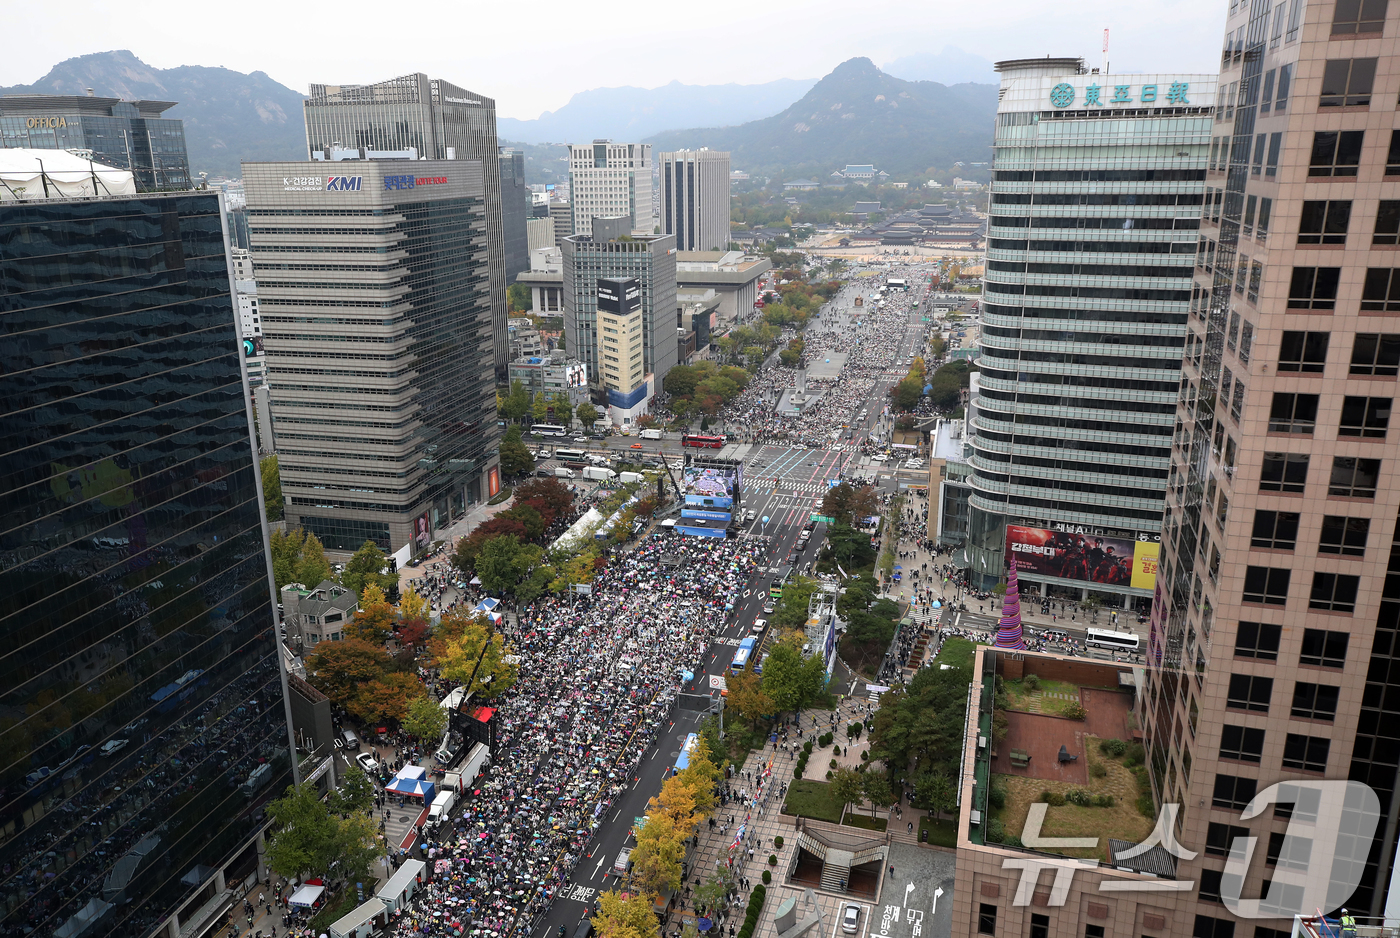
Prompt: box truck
<box><xmin>582</xmin><ymin>467</ymin><xmax>617</xmax><ymax>482</ymax></box>
<box><xmin>554</xmin><ymin>467</ymin><xmax>576</xmax><ymax>479</ymax></box>
<box><xmin>640</xmin><ymin>428</ymin><xmax>662</xmax><ymax>440</ymax></box>
<box><xmin>618</xmin><ymin>471</ymin><xmax>645</xmax><ymax>485</ymax></box>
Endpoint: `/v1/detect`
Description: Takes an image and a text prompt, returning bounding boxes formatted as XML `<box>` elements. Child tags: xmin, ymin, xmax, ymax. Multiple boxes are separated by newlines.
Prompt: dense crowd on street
<box><xmin>719</xmin><ymin>266</ymin><xmax>938</xmax><ymax>451</ymax></box>
<box><xmin>377</xmin><ymin>535</ymin><xmax>763</xmax><ymax>938</ymax></box>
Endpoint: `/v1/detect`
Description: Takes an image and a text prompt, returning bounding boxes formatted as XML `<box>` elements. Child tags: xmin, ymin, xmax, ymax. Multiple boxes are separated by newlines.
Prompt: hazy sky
<box><xmin>2</xmin><ymin>0</ymin><xmax>1229</xmax><ymax>119</ymax></box>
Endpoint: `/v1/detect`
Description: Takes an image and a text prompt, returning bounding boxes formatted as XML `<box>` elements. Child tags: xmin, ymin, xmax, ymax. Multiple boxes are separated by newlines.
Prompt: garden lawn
<box><xmin>991</xmin><ymin>736</ymin><xmax>1153</xmax><ymax>861</ymax></box>
<box><xmin>935</xmin><ymin>637</ymin><xmax>976</xmax><ymax>671</ymax></box>
<box><xmin>782</xmin><ymin>780</ymin><xmax>843</xmax><ymax>823</ymax></box>
<box><xmin>842</xmin><ymin>812</ymin><xmax>888</xmax><ymax>832</ymax></box>
<box><xmin>919</xmin><ymin>816</ymin><xmax>959</xmax><ymax>848</ymax></box>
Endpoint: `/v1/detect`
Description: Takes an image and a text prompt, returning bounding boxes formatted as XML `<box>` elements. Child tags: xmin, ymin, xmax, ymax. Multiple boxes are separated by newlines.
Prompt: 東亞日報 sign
<box><xmin>1048</xmin><ymin>81</ymin><xmax>1191</xmax><ymax>109</ymax></box>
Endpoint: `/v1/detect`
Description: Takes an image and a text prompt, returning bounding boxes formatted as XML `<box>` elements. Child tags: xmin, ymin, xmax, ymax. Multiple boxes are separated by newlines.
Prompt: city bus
<box><xmin>682</xmin><ymin>434</ymin><xmax>724</xmax><ymax>448</ymax></box>
<box><xmin>531</xmin><ymin>424</ymin><xmax>567</xmax><ymax>437</ymax></box>
<box><xmin>769</xmin><ymin>565</ymin><xmax>792</xmax><ymax>600</ymax></box>
<box><xmin>668</xmin><ymin>733</ymin><xmax>699</xmax><ymax>778</ymax></box>
<box><xmin>554</xmin><ymin>448</ymin><xmax>587</xmax><ymax>461</ymax></box>
<box><xmin>731</xmin><ymin>637</ymin><xmax>757</xmax><ymax>673</ymax></box>
<box><xmin>1085</xmin><ymin>628</ymin><xmax>1141</xmax><ymax>653</ymax></box>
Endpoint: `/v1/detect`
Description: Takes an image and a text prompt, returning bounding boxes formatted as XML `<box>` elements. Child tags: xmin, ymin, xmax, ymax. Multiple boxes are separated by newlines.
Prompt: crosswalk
<box><xmin>743</xmin><ymin>479</ymin><xmax>831</xmax><ymax>496</ymax></box>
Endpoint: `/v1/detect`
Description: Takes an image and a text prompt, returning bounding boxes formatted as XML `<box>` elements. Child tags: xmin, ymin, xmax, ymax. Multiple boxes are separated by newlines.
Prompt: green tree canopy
<box><xmin>829</xmin><ymin>767</ymin><xmax>865</xmax><ymax>820</ymax></box>
<box><xmin>760</xmin><ymin>636</ymin><xmax>826</xmax><ymax>714</ymax></box>
<box><xmin>265</xmin><ymin>783</ymin><xmax>381</xmax><ymax>884</ymax></box>
<box><xmin>502</xmin><ymin>380</ymin><xmax>531</xmax><ymax>423</ymax></box>
<box><xmin>870</xmin><ymin>662</ymin><xmax>973</xmax><ymax>788</ymax></box>
<box><xmin>342</xmin><ymin>540</ymin><xmax>397</xmax><ymax>598</ymax></box>
<box><xmin>328</xmin><ymin>764</ymin><xmax>376</xmax><ymax>816</ymax></box>
<box><xmin>260</xmin><ymin>455</ymin><xmax>283</xmax><ymax>521</ymax></box>
<box><xmin>402</xmin><ymin>695</ymin><xmax>448</xmax><ymax>744</ymax></box>
<box><xmin>499</xmin><ymin>438</ymin><xmax>535</xmax><ymax>478</ymax></box>
<box><xmin>577</xmin><ymin>402</ymin><xmax>600</xmax><ymax>427</ymax></box>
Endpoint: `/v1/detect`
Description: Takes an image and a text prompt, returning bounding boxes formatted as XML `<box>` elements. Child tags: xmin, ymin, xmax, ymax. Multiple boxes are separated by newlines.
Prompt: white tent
<box><xmin>0</xmin><ymin>149</ymin><xmax>136</xmax><ymax>202</ymax></box>
<box><xmin>288</xmin><ymin>883</ymin><xmax>325</xmax><ymax>908</ymax></box>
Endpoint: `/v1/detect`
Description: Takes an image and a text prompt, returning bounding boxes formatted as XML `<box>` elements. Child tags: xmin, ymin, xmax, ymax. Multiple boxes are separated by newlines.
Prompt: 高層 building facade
<box><xmin>0</xmin><ymin>94</ymin><xmax>190</xmax><ymax>191</ymax></box>
<box><xmin>968</xmin><ymin>57</ymin><xmax>1217</xmax><ymax>617</ymax></box>
<box><xmin>244</xmin><ymin>160</ymin><xmax>501</xmax><ymax>556</ymax></box>
<box><xmin>1150</xmin><ymin>0</ymin><xmax>1400</xmax><ymax>928</ymax></box>
<box><xmin>302</xmin><ymin>74</ymin><xmax>510</xmax><ymax>377</ymax></box>
<box><xmin>0</xmin><ymin>189</ymin><xmax>293</xmax><ymax>938</ymax></box>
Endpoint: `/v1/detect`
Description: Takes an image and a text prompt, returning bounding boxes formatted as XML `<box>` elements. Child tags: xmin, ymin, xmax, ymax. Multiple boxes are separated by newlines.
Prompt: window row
<box><xmin>1268</xmin><ymin>391</ymin><xmax>1392</xmax><ymax>438</ymax></box>
<box><xmin>1250</xmin><ymin>510</ymin><xmax>1370</xmax><ymax>555</ymax></box>
<box><xmin>1226</xmin><ymin>672</ymin><xmax>1341</xmax><ymax>719</ymax></box>
<box><xmin>1218</xmin><ymin>724</ymin><xmax>1333</xmax><ymax>772</ymax></box>
<box><xmin>1242</xmin><ymin>565</ymin><xmax>1364</xmax><ymax>613</ymax></box>
<box><xmin>1277</xmin><ymin>330</ymin><xmax>1400</xmax><ymax>375</ymax></box>
<box><xmin>1258</xmin><ymin>452</ymin><xmax>1381</xmax><ymax>497</ymax></box>
<box><xmin>1236</xmin><ymin>622</ymin><xmax>1350</xmax><ymax>666</ymax></box>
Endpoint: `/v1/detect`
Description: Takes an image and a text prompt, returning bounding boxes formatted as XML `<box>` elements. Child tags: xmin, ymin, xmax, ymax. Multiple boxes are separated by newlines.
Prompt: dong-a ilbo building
<box><xmin>965</xmin><ymin>57</ymin><xmax>1217</xmax><ymax>617</ymax></box>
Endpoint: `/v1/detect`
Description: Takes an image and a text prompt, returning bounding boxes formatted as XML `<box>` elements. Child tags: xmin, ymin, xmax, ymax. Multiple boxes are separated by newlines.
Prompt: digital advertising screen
<box><xmin>1005</xmin><ymin>525</ymin><xmax>1158</xmax><ymax>591</ymax></box>
<box><xmin>683</xmin><ymin>466</ymin><xmax>737</xmax><ymax>509</ymax></box>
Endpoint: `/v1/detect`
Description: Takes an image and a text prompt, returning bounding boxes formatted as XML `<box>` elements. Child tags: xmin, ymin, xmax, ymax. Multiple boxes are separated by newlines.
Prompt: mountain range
<box><xmin>645</xmin><ymin>57</ymin><xmax>997</xmax><ymax>179</ymax></box>
<box><xmin>498</xmin><ymin>78</ymin><xmax>817</xmax><ymax>145</ymax></box>
<box><xmin>0</xmin><ymin>50</ymin><xmax>306</xmax><ymax>180</ymax></box>
<box><xmin>0</xmin><ymin>51</ymin><xmax>999</xmax><ymax>183</ymax></box>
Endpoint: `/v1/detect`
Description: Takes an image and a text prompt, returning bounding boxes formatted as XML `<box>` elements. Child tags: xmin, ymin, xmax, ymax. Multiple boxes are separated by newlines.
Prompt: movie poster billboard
<box><xmin>487</xmin><ymin>466</ymin><xmax>501</xmax><ymax>498</ymax></box>
<box><xmin>1005</xmin><ymin>525</ymin><xmax>1158</xmax><ymax>591</ymax></box>
<box><xmin>683</xmin><ymin>466</ymin><xmax>737</xmax><ymax>509</ymax></box>
<box><xmin>414</xmin><ymin>511</ymin><xmax>432</xmax><ymax>551</ymax></box>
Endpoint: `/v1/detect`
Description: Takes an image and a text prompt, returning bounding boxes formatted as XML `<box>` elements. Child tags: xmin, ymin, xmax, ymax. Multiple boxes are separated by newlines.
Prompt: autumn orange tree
<box><xmin>350</xmin><ymin>672</ymin><xmax>423</xmax><ymax>724</ymax></box>
<box><xmin>628</xmin><ymin>735</ymin><xmax>719</xmax><ymax>897</ymax></box>
<box><xmin>344</xmin><ymin>584</ymin><xmax>395</xmax><ymax>644</ymax></box>
<box><xmin>725</xmin><ymin>665</ymin><xmax>774</xmax><ymax>729</ymax></box>
<box><xmin>305</xmin><ymin>638</ymin><xmax>393</xmax><ymax>706</ymax></box>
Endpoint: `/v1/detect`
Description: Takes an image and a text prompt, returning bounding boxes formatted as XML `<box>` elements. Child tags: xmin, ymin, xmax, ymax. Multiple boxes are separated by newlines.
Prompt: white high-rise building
<box><xmin>659</xmin><ymin>149</ymin><xmax>731</xmax><ymax>251</ymax></box>
<box><xmin>568</xmin><ymin>140</ymin><xmax>653</xmax><ymax>237</ymax></box>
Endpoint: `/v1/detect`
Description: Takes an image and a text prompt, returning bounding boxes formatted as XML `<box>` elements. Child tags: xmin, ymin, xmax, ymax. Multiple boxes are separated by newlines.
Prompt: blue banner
<box><xmin>682</xmin><ymin>509</ymin><xmax>731</xmax><ymax>523</ymax></box>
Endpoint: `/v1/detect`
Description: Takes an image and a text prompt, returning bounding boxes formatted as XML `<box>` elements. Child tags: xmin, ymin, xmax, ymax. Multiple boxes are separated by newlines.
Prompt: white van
<box><xmin>554</xmin><ymin>467</ymin><xmax>576</xmax><ymax>479</ymax></box>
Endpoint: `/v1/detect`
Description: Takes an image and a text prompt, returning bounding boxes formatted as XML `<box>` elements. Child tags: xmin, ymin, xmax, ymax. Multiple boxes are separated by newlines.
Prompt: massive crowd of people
<box><xmin>377</xmin><ymin>535</ymin><xmax>764</xmax><ymax>938</ymax></box>
<box><xmin>719</xmin><ymin>266</ymin><xmax>937</xmax><ymax>451</ymax></box>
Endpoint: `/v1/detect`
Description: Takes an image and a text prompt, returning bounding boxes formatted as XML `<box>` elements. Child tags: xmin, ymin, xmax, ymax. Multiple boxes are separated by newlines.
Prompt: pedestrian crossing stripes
<box><xmin>743</xmin><ymin>479</ymin><xmax>831</xmax><ymax>496</ymax></box>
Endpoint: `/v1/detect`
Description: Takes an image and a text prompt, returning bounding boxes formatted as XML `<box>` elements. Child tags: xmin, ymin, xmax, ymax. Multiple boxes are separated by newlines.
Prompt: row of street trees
<box><xmin>595</xmin><ymin>736</ymin><xmax>721</xmax><ymax>938</ymax></box>
<box><xmin>497</xmin><ymin>379</ymin><xmax>600</xmax><ymax>430</ymax></box>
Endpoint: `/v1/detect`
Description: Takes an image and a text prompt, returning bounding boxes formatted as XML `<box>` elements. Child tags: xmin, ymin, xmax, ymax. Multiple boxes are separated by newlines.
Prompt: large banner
<box><xmin>683</xmin><ymin>466</ymin><xmax>737</xmax><ymax>509</ymax></box>
<box><xmin>1006</xmin><ymin>525</ymin><xmax>1158</xmax><ymax>591</ymax></box>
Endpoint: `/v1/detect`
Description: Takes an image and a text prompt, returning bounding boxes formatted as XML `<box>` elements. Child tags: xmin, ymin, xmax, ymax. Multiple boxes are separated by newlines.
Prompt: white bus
<box><xmin>554</xmin><ymin>448</ymin><xmax>588</xmax><ymax>461</ymax></box>
<box><xmin>1084</xmin><ymin>628</ymin><xmax>1140</xmax><ymax>653</ymax></box>
<box><xmin>531</xmin><ymin>424</ymin><xmax>567</xmax><ymax>437</ymax></box>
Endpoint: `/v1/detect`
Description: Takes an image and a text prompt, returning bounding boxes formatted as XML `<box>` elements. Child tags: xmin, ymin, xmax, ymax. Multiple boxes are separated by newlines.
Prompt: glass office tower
<box><xmin>0</xmin><ymin>192</ymin><xmax>292</xmax><ymax>938</ymax></box>
<box><xmin>968</xmin><ymin>58</ymin><xmax>1217</xmax><ymax>614</ymax></box>
<box><xmin>0</xmin><ymin>95</ymin><xmax>191</xmax><ymax>191</ymax></box>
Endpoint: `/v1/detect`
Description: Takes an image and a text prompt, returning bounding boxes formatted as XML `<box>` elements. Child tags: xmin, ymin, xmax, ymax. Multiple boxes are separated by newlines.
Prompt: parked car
<box><xmin>842</xmin><ymin>905</ymin><xmax>861</xmax><ymax>934</ymax></box>
<box><xmin>356</xmin><ymin>751</ymin><xmax>378</xmax><ymax>773</ymax></box>
<box><xmin>100</xmin><ymin>739</ymin><xmax>129</xmax><ymax>757</ymax></box>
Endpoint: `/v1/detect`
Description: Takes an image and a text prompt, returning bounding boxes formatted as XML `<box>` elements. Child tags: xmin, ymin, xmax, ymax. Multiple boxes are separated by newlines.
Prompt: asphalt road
<box><xmin>528</xmin><ymin>273</ymin><xmax>942</xmax><ymax>938</ymax></box>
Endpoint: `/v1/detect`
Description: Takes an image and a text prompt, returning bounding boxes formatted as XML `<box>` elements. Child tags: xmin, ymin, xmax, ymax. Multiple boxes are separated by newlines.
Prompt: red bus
<box><xmin>682</xmin><ymin>434</ymin><xmax>724</xmax><ymax>448</ymax></box>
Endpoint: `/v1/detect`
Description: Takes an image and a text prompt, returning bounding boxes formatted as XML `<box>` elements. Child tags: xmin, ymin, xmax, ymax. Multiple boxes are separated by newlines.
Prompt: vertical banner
<box><xmin>487</xmin><ymin>466</ymin><xmax>501</xmax><ymax>498</ymax></box>
<box><xmin>1131</xmin><ymin>540</ymin><xmax>1160</xmax><ymax>591</ymax></box>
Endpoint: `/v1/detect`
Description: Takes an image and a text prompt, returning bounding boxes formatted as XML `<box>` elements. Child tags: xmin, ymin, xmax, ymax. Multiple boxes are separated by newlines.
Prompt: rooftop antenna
<box><xmin>1103</xmin><ymin>28</ymin><xmax>1110</xmax><ymax>75</ymax></box>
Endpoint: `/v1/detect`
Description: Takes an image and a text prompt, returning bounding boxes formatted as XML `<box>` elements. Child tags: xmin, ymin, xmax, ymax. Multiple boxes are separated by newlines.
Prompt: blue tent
<box><xmin>386</xmin><ymin>766</ymin><xmax>436</xmax><ymax>802</ymax></box>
